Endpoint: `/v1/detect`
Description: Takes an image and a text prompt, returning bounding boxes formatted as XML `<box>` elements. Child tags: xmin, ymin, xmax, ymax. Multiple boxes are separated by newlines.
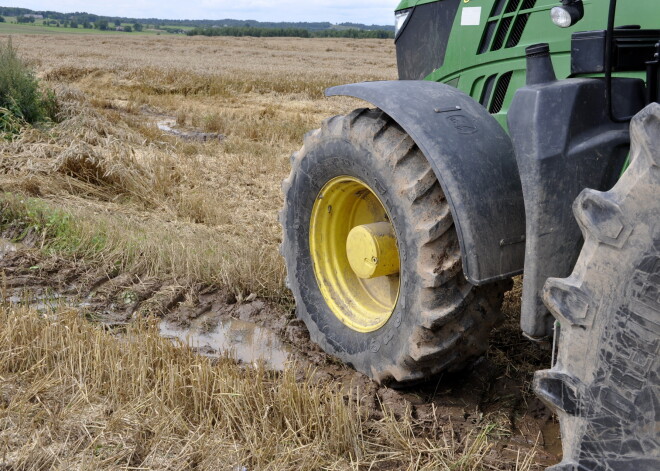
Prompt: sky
<box><xmin>4</xmin><ymin>1</ymin><xmax>401</xmax><ymax>25</ymax></box>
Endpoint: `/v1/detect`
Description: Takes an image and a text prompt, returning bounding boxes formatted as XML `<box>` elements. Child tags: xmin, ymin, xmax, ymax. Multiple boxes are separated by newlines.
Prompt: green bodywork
<box><xmin>394</xmin><ymin>0</ymin><xmax>657</xmax><ymax>128</ymax></box>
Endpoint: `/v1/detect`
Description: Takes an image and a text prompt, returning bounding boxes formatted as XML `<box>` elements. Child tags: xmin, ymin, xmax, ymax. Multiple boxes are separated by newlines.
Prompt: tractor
<box><xmin>280</xmin><ymin>0</ymin><xmax>659</xmax><ymax>468</ymax></box>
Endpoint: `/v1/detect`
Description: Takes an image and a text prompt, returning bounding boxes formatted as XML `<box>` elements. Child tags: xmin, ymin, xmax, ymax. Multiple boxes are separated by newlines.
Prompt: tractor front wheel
<box><xmin>280</xmin><ymin>108</ymin><xmax>509</xmax><ymax>385</ymax></box>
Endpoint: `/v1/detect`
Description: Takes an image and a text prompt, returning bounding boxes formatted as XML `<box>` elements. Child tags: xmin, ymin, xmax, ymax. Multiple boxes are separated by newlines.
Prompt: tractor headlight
<box><xmin>550</xmin><ymin>1</ymin><xmax>584</xmax><ymax>28</ymax></box>
<box><xmin>394</xmin><ymin>8</ymin><xmax>412</xmax><ymax>39</ymax></box>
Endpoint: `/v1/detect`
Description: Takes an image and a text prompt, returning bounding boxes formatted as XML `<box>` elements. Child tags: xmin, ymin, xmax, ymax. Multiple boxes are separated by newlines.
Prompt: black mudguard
<box><xmin>508</xmin><ymin>77</ymin><xmax>645</xmax><ymax>338</ymax></box>
<box><xmin>326</xmin><ymin>80</ymin><xmax>525</xmax><ymax>285</ymax></box>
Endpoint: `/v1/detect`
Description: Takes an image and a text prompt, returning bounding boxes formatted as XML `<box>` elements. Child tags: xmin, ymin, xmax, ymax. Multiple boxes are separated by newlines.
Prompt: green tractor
<box><xmin>280</xmin><ymin>0</ymin><xmax>659</xmax><ymax>468</ymax></box>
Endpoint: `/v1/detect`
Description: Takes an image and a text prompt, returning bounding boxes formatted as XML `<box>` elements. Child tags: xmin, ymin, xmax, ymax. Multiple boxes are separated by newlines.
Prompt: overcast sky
<box><xmin>4</xmin><ymin>1</ymin><xmax>401</xmax><ymax>25</ymax></box>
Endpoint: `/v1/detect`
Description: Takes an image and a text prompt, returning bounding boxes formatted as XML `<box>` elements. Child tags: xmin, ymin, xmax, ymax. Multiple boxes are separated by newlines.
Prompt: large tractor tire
<box><xmin>280</xmin><ymin>108</ymin><xmax>510</xmax><ymax>386</ymax></box>
<box><xmin>534</xmin><ymin>103</ymin><xmax>660</xmax><ymax>470</ymax></box>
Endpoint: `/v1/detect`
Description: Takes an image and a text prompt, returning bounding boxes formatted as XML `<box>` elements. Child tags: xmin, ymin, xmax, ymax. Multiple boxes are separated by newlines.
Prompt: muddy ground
<box><xmin>0</xmin><ymin>236</ymin><xmax>561</xmax><ymax>469</ymax></box>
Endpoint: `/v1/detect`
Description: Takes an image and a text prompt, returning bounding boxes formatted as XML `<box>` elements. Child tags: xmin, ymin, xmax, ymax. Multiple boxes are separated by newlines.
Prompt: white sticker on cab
<box><xmin>461</xmin><ymin>7</ymin><xmax>482</xmax><ymax>26</ymax></box>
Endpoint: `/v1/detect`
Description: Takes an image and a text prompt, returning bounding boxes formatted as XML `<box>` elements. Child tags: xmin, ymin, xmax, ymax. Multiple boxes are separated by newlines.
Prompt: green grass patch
<box><xmin>0</xmin><ymin>194</ymin><xmax>288</xmax><ymax>301</ymax></box>
<box><xmin>0</xmin><ymin>194</ymin><xmax>107</xmax><ymax>257</ymax></box>
<box><xmin>0</xmin><ymin>38</ymin><xmax>58</xmax><ymax>137</ymax></box>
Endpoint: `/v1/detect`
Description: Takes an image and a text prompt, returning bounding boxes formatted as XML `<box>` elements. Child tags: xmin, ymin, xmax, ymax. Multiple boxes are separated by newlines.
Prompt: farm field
<box><xmin>0</xmin><ymin>33</ymin><xmax>558</xmax><ymax>470</ymax></box>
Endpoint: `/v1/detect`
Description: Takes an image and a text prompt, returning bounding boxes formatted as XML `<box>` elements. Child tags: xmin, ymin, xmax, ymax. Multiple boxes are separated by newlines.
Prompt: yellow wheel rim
<box><xmin>310</xmin><ymin>176</ymin><xmax>400</xmax><ymax>333</ymax></box>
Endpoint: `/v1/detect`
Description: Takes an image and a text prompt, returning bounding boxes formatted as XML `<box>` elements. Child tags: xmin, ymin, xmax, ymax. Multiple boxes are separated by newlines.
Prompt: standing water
<box><xmin>159</xmin><ymin>314</ymin><xmax>290</xmax><ymax>370</ymax></box>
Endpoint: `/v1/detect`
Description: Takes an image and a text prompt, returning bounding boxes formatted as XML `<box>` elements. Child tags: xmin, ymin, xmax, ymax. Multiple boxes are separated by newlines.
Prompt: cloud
<box><xmin>5</xmin><ymin>0</ymin><xmax>400</xmax><ymax>25</ymax></box>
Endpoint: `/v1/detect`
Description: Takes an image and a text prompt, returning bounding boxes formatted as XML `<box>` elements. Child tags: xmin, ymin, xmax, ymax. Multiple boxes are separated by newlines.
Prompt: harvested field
<box><xmin>0</xmin><ymin>34</ymin><xmax>558</xmax><ymax>470</ymax></box>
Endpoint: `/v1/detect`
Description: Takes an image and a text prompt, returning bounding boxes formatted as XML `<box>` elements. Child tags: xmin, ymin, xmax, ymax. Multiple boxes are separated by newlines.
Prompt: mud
<box><xmin>0</xmin><ymin>239</ymin><xmax>561</xmax><ymax>469</ymax></box>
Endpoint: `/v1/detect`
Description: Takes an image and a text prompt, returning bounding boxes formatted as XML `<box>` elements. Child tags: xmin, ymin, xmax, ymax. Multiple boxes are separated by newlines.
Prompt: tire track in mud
<box><xmin>0</xmin><ymin>237</ymin><xmax>562</xmax><ymax>469</ymax></box>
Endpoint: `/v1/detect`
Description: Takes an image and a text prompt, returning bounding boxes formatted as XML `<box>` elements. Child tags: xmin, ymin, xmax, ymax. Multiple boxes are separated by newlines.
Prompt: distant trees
<box><xmin>186</xmin><ymin>26</ymin><xmax>394</xmax><ymax>39</ymax></box>
<box><xmin>0</xmin><ymin>7</ymin><xmax>395</xmax><ymax>32</ymax></box>
<box><xmin>314</xmin><ymin>29</ymin><xmax>392</xmax><ymax>39</ymax></box>
<box><xmin>0</xmin><ymin>16</ymin><xmax>5</xmax><ymax>23</ymax></box>
<box><xmin>187</xmin><ymin>26</ymin><xmax>309</xmax><ymax>38</ymax></box>
<box><xmin>1</xmin><ymin>6</ymin><xmax>395</xmax><ymax>38</ymax></box>
<box><xmin>0</xmin><ymin>8</ymin><xmax>33</xmax><ymax>18</ymax></box>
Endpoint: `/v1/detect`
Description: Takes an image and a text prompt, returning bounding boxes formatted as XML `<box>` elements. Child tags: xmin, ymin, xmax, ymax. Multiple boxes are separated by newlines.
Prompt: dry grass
<box><xmin>0</xmin><ymin>35</ymin><xmax>396</xmax><ymax>301</ymax></box>
<box><xmin>0</xmin><ymin>303</ymin><xmax>536</xmax><ymax>470</ymax></box>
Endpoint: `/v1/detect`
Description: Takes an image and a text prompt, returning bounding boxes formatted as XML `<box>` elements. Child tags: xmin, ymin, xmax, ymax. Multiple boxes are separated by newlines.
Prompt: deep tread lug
<box><xmin>629</xmin><ymin>102</ymin><xmax>660</xmax><ymax>168</ymax></box>
<box><xmin>406</xmin><ymin>167</ymin><xmax>437</xmax><ymax>203</ymax></box>
<box><xmin>573</xmin><ymin>189</ymin><xmax>632</xmax><ymax>248</ymax></box>
<box><xmin>534</xmin><ymin>370</ymin><xmax>583</xmax><ymax>416</ymax></box>
<box><xmin>543</xmin><ymin>277</ymin><xmax>594</xmax><ymax>327</ymax></box>
<box><xmin>386</xmin><ymin>136</ymin><xmax>416</xmax><ymax>167</ymax></box>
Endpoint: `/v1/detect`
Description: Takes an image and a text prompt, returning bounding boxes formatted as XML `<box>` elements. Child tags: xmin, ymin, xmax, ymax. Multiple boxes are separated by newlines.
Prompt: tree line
<box><xmin>186</xmin><ymin>26</ymin><xmax>394</xmax><ymax>39</ymax></box>
<box><xmin>10</xmin><ymin>15</ymin><xmax>144</xmax><ymax>32</ymax></box>
<box><xmin>0</xmin><ymin>7</ymin><xmax>393</xmax><ymax>32</ymax></box>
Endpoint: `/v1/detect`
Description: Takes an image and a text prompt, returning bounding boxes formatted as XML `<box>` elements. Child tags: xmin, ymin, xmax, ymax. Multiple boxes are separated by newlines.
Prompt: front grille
<box><xmin>478</xmin><ymin>21</ymin><xmax>498</xmax><ymax>54</ymax></box>
<box><xmin>504</xmin><ymin>0</ymin><xmax>521</xmax><ymax>14</ymax></box>
<box><xmin>492</xmin><ymin>16</ymin><xmax>512</xmax><ymax>51</ymax></box>
<box><xmin>479</xmin><ymin>71</ymin><xmax>514</xmax><ymax>114</ymax></box>
<box><xmin>478</xmin><ymin>0</ymin><xmax>537</xmax><ymax>54</ymax></box>
<box><xmin>492</xmin><ymin>0</ymin><xmax>507</xmax><ymax>16</ymax></box>
<box><xmin>489</xmin><ymin>71</ymin><xmax>513</xmax><ymax>113</ymax></box>
<box><xmin>507</xmin><ymin>14</ymin><xmax>530</xmax><ymax>48</ymax></box>
<box><xmin>480</xmin><ymin>74</ymin><xmax>497</xmax><ymax>107</ymax></box>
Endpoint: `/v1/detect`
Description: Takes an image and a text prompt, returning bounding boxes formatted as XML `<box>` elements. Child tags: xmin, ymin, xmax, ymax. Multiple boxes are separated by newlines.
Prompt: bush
<box><xmin>0</xmin><ymin>39</ymin><xmax>58</xmax><ymax>136</ymax></box>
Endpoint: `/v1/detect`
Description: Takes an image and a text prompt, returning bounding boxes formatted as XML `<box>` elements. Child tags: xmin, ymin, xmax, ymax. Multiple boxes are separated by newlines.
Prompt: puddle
<box><xmin>5</xmin><ymin>292</ymin><xmax>73</xmax><ymax>313</ymax></box>
<box><xmin>541</xmin><ymin>419</ymin><xmax>562</xmax><ymax>459</ymax></box>
<box><xmin>157</xmin><ymin>118</ymin><xmax>223</xmax><ymax>141</ymax></box>
<box><xmin>6</xmin><ymin>292</ymin><xmax>73</xmax><ymax>312</ymax></box>
<box><xmin>0</xmin><ymin>239</ymin><xmax>19</xmax><ymax>257</ymax></box>
<box><xmin>159</xmin><ymin>314</ymin><xmax>290</xmax><ymax>370</ymax></box>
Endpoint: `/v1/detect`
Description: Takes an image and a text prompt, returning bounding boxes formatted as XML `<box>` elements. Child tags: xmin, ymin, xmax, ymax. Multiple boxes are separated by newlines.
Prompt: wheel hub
<box><xmin>309</xmin><ymin>176</ymin><xmax>400</xmax><ymax>333</ymax></box>
<box><xmin>346</xmin><ymin>222</ymin><xmax>400</xmax><ymax>279</ymax></box>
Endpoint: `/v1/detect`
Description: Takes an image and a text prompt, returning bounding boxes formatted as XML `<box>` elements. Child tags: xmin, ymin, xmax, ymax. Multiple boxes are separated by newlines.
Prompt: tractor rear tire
<box><xmin>534</xmin><ymin>103</ymin><xmax>660</xmax><ymax>470</ymax></box>
<box><xmin>280</xmin><ymin>108</ymin><xmax>510</xmax><ymax>386</ymax></box>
